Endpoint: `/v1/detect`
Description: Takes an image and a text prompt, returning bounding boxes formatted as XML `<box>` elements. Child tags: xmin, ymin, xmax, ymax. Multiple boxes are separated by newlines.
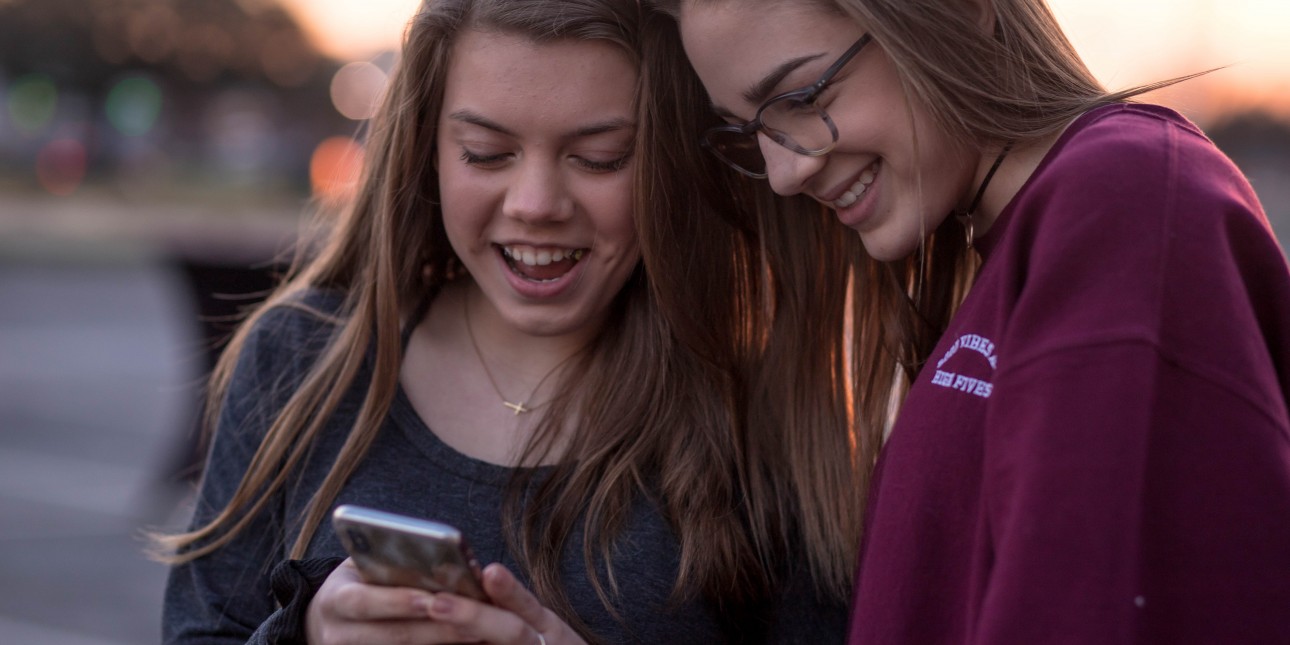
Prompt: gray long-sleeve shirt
<box><xmin>163</xmin><ymin>289</ymin><xmax>847</xmax><ymax>644</ymax></box>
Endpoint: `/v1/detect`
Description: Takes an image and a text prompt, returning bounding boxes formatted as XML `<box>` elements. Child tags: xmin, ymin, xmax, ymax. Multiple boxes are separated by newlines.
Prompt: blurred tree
<box><xmin>0</xmin><ymin>0</ymin><xmax>332</xmax><ymax>89</ymax></box>
<box><xmin>0</xmin><ymin>0</ymin><xmax>356</xmax><ymax>199</ymax></box>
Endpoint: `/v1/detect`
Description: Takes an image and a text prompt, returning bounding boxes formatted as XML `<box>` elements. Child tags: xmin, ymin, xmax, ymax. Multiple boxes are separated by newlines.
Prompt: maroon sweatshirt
<box><xmin>848</xmin><ymin>104</ymin><xmax>1290</xmax><ymax>644</ymax></box>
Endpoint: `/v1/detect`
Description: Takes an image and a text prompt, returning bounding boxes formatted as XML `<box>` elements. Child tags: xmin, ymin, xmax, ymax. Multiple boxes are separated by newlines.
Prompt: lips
<box><xmin>500</xmin><ymin>244</ymin><xmax>587</xmax><ymax>282</ymax></box>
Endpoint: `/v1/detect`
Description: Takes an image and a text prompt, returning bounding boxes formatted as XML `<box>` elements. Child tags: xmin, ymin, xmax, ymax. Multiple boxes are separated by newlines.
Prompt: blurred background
<box><xmin>0</xmin><ymin>0</ymin><xmax>1287</xmax><ymax>642</ymax></box>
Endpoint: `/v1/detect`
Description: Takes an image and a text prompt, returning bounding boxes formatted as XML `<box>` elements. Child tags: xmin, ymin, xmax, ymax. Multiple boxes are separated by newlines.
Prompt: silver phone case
<box><xmin>331</xmin><ymin>504</ymin><xmax>488</xmax><ymax>601</ymax></box>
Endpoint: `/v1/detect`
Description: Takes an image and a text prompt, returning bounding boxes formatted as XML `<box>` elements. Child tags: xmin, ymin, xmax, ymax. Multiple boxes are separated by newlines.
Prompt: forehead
<box><xmin>678</xmin><ymin>2</ymin><xmax>861</xmax><ymax>112</ymax></box>
<box><xmin>441</xmin><ymin>29</ymin><xmax>638</xmax><ymax>128</ymax></box>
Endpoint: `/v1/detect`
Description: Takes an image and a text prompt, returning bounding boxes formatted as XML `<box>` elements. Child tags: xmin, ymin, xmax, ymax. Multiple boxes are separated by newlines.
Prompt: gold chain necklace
<box><xmin>462</xmin><ymin>292</ymin><xmax>566</xmax><ymax>416</ymax></box>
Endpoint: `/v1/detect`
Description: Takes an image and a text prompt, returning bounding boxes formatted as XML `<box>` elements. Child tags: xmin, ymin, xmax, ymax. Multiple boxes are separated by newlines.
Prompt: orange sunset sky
<box><xmin>276</xmin><ymin>0</ymin><xmax>1290</xmax><ymax>122</ymax></box>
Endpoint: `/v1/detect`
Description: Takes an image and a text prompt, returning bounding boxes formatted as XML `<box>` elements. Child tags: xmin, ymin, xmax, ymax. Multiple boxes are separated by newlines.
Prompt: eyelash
<box><xmin>460</xmin><ymin>149</ymin><xmax>508</xmax><ymax>166</ymax></box>
<box><xmin>458</xmin><ymin>148</ymin><xmax>632</xmax><ymax>173</ymax></box>
<box><xmin>577</xmin><ymin>154</ymin><xmax>632</xmax><ymax>173</ymax></box>
<box><xmin>794</xmin><ymin>82</ymin><xmax>836</xmax><ymax>108</ymax></box>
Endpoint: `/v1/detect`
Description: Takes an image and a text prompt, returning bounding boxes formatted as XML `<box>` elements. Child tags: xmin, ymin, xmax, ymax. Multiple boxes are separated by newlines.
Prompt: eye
<box><xmin>573</xmin><ymin>152</ymin><xmax>633</xmax><ymax>173</ymax></box>
<box><xmin>779</xmin><ymin>94</ymin><xmax>820</xmax><ymax>113</ymax></box>
<box><xmin>459</xmin><ymin>147</ymin><xmax>510</xmax><ymax>168</ymax></box>
<box><xmin>811</xmin><ymin>79</ymin><xmax>844</xmax><ymax>106</ymax></box>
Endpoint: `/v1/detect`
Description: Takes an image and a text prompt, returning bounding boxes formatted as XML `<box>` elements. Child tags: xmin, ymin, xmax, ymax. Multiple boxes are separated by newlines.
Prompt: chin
<box><xmin>858</xmin><ymin>233</ymin><xmax>916</xmax><ymax>263</ymax></box>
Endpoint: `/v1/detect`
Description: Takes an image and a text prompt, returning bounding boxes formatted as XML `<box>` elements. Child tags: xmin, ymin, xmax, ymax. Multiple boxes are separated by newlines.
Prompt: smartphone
<box><xmin>331</xmin><ymin>504</ymin><xmax>489</xmax><ymax>602</ymax></box>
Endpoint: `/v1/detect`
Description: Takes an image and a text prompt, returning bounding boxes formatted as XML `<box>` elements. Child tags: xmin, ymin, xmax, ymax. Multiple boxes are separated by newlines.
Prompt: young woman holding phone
<box><xmin>157</xmin><ymin>1</ymin><xmax>859</xmax><ymax>643</ymax></box>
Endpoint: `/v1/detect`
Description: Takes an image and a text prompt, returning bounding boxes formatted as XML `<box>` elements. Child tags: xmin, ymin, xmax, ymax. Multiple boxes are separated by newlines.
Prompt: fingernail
<box><xmin>431</xmin><ymin>595</ymin><xmax>454</xmax><ymax>615</ymax></box>
<box><xmin>411</xmin><ymin>596</ymin><xmax>429</xmax><ymax>613</ymax></box>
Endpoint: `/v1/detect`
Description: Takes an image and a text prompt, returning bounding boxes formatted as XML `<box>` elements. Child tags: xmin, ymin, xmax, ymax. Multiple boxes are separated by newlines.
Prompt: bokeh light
<box><xmin>36</xmin><ymin>138</ymin><xmax>89</xmax><ymax>196</ymax></box>
<box><xmin>106</xmin><ymin>76</ymin><xmax>163</xmax><ymax>137</ymax></box>
<box><xmin>330</xmin><ymin>61</ymin><xmax>388</xmax><ymax>121</ymax></box>
<box><xmin>310</xmin><ymin>136</ymin><xmax>365</xmax><ymax>205</ymax></box>
<box><xmin>8</xmin><ymin>74</ymin><xmax>58</xmax><ymax>135</ymax></box>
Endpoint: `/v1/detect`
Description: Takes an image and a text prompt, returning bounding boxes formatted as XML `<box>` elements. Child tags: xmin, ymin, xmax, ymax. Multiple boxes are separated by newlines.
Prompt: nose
<box><xmin>502</xmin><ymin>157</ymin><xmax>572</xmax><ymax>224</ymax></box>
<box><xmin>759</xmin><ymin>133</ymin><xmax>825</xmax><ymax>197</ymax></box>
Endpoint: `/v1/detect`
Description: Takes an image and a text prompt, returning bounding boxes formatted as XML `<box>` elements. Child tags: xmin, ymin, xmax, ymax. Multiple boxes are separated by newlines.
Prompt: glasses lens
<box><xmin>704</xmin><ymin>130</ymin><xmax>766</xmax><ymax>177</ymax></box>
<box><xmin>761</xmin><ymin>97</ymin><xmax>836</xmax><ymax>154</ymax></box>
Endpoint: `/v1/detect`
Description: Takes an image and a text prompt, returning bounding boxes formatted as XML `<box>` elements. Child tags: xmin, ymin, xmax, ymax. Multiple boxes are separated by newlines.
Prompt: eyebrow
<box><xmin>448</xmin><ymin>110</ymin><xmax>635</xmax><ymax>139</ymax></box>
<box><xmin>717</xmin><ymin>52</ymin><xmax>827</xmax><ymax>117</ymax></box>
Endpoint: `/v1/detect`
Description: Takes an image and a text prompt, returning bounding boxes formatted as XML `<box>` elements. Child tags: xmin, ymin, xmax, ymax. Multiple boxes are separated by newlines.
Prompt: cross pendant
<box><xmin>503</xmin><ymin>400</ymin><xmax>528</xmax><ymax>415</ymax></box>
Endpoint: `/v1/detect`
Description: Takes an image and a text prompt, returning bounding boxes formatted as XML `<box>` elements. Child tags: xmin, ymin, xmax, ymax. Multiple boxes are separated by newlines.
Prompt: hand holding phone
<box><xmin>331</xmin><ymin>504</ymin><xmax>488</xmax><ymax>602</ymax></box>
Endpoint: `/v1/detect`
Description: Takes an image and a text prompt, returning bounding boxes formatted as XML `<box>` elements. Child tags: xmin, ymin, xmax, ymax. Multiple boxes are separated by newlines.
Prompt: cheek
<box><xmin>435</xmin><ymin>145</ymin><xmax>481</xmax><ymax>200</ymax></box>
<box><xmin>437</xmin><ymin>159</ymin><xmax>493</xmax><ymax>228</ymax></box>
<box><xmin>437</xmin><ymin>181</ymin><xmax>488</xmax><ymax>256</ymax></box>
<box><xmin>577</xmin><ymin>174</ymin><xmax>636</xmax><ymax>242</ymax></box>
<box><xmin>594</xmin><ymin>193</ymin><xmax>638</xmax><ymax>253</ymax></box>
<box><xmin>439</xmin><ymin>207</ymin><xmax>473</xmax><ymax>262</ymax></box>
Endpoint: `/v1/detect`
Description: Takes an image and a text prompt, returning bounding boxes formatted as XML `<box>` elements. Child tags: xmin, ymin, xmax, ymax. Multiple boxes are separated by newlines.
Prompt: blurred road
<box><xmin>0</xmin><ymin>246</ymin><xmax>205</xmax><ymax>644</ymax></box>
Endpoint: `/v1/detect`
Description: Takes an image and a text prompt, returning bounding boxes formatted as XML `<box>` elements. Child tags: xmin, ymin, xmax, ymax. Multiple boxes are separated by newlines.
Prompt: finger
<box><xmin>426</xmin><ymin>592</ymin><xmax>540</xmax><ymax>645</ymax></box>
<box><xmin>324</xmin><ymin>567</ymin><xmax>437</xmax><ymax>622</ymax></box>
<box><xmin>331</xmin><ymin>585</ymin><xmax>436</xmax><ymax>622</ymax></box>
<box><xmin>480</xmin><ymin>564</ymin><xmax>555</xmax><ymax>634</ymax></box>
<box><xmin>321</xmin><ymin>618</ymin><xmax>467</xmax><ymax>645</ymax></box>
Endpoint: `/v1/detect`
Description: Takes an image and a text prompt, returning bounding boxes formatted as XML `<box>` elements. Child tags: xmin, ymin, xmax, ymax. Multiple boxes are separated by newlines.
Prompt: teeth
<box><xmin>832</xmin><ymin>161</ymin><xmax>881</xmax><ymax>209</ymax></box>
<box><xmin>502</xmin><ymin>245</ymin><xmax>586</xmax><ymax>266</ymax></box>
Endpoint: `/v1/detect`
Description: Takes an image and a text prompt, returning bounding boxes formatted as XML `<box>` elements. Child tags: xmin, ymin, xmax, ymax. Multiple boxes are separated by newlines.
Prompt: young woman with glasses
<box><xmin>640</xmin><ymin>0</ymin><xmax>1290</xmax><ymax>642</ymax></box>
<box><xmin>154</xmin><ymin>1</ymin><xmax>856</xmax><ymax>643</ymax></box>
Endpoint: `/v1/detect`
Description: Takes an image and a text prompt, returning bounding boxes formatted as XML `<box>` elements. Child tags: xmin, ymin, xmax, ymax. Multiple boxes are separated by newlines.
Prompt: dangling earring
<box><xmin>959</xmin><ymin>143</ymin><xmax>1013</xmax><ymax>249</ymax></box>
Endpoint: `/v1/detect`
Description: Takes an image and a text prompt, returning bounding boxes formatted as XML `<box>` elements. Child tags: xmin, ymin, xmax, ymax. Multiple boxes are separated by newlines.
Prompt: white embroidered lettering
<box><xmin>931</xmin><ymin>333</ymin><xmax>999</xmax><ymax>399</ymax></box>
<box><xmin>936</xmin><ymin>339</ymin><xmax>962</xmax><ymax>369</ymax></box>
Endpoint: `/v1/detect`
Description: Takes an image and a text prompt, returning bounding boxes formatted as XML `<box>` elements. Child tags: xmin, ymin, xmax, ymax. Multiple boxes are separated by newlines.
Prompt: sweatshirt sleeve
<box><xmin>976</xmin><ymin>340</ymin><xmax>1290</xmax><ymax>643</ymax></box>
<box><xmin>974</xmin><ymin>342</ymin><xmax>1158</xmax><ymax>643</ymax></box>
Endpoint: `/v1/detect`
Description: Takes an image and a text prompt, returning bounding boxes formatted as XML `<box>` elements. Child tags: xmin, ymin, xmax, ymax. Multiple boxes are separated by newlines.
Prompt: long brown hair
<box><xmin>643</xmin><ymin>0</ymin><xmax>1193</xmax><ymax>586</ymax></box>
<box><xmin>637</xmin><ymin>5</ymin><xmax>873</xmax><ymax>602</ymax></box>
<box><xmin>155</xmin><ymin>0</ymin><xmax>802</xmax><ymax>636</ymax></box>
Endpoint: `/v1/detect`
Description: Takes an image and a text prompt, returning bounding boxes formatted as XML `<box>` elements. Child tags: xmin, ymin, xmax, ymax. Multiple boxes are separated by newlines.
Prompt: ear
<box><xmin>964</xmin><ymin>0</ymin><xmax>997</xmax><ymax>36</ymax></box>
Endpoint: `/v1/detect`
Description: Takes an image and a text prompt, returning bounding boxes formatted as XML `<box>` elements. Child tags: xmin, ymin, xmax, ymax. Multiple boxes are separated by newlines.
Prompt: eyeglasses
<box><xmin>701</xmin><ymin>33</ymin><xmax>872</xmax><ymax>179</ymax></box>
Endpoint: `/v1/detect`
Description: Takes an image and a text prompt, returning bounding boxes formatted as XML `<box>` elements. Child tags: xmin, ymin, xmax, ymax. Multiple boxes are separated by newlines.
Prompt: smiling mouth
<box><xmin>832</xmin><ymin>159</ymin><xmax>882</xmax><ymax>209</ymax></box>
<box><xmin>499</xmin><ymin>244</ymin><xmax>587</xmax><ymax>282</ymax></box>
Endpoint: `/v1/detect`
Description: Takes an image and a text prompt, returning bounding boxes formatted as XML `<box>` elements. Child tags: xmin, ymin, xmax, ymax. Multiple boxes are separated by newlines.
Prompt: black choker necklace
<box><xmin>959</xmin><ymin>143</ymin><xmax>1013</xmax><ymax>249</ymax></box>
